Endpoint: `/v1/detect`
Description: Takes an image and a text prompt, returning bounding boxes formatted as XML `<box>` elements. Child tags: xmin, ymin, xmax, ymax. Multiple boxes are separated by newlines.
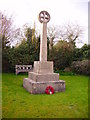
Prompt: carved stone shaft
<box><xmin>38</xmin><ymin>11</ymin><xmax>50</xmax><ymax>61</ymax></box>
<box><xmin>40</xmin><ymin>23</ymin><xmax>47</xmax><ymax>61</ymax></box>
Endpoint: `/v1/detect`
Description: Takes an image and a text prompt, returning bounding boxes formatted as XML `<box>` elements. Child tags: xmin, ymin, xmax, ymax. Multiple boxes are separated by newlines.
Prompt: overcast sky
<box><xmin>0</xmin><ymin>0</ymin><xmax>89</xmax><ymax>47</ymax></box>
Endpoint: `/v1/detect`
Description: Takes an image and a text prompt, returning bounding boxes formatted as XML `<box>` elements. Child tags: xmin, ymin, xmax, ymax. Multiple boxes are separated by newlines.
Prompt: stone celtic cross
<box><xmin>38</xmin><ymin>11</ymin><xmax>50</xmax><ymax>61</ymax></box>
<box><xmin>23</xmin><ymin>10</ymin><xmax>65</xmax><ymax>94</ymax></box>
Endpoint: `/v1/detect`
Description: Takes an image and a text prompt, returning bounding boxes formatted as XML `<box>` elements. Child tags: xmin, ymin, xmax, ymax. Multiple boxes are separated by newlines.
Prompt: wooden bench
<box><xmin>15</xmin><ymin>65</ymin><xmax>32</xmax><ymax>75</ymax></box>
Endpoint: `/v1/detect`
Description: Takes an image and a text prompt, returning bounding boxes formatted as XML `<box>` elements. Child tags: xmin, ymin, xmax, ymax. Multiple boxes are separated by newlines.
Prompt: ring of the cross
<box><xmin>38</xmin><ymin>11</ymin><xmax>50</xmax><ymax>23</ymax></box>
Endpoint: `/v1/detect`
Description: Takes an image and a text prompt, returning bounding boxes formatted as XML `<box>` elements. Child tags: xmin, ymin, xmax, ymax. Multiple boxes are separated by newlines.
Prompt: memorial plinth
<box><xmin>23</xmin><ymin>11</ymin><xmax>65</xmax><ymax>94</ymax></box>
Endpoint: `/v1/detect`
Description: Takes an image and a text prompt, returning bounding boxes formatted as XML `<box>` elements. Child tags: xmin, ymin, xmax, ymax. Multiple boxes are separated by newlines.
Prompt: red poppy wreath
<box><xmin>45</xmin><ymin>86</ymin><xmax>54</xmax><ymax>94</ymax></box>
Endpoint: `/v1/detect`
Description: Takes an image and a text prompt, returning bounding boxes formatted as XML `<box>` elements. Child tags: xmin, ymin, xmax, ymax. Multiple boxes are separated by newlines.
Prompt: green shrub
<box><xmin>49</xmin><ymin>41</ymin><xmax>73</xmax><ymax>70</ymax></box>
<box><xmin>71</xmin><ymin>60</ymin><xmax>90</xmax><ymax>75</ymax></box>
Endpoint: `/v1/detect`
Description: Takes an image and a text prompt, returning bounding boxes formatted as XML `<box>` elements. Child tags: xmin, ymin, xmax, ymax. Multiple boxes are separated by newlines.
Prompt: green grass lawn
<box><xmin>2</xmin><ymin>73</ymin><xmax>88</xmax><ymax>118</ymax></box>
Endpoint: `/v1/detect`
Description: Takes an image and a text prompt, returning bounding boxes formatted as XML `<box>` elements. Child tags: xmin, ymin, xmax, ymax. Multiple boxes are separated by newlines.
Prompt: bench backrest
<box><xmin>16</xmin><ymin>65</ymin><xmax>32</xmax><ymax>75</ymax></box>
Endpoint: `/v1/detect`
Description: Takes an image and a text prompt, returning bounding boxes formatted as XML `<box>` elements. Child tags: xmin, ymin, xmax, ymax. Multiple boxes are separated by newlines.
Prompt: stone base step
<box><xmin>29</xmin><ymin>72</ymin><xmax>59</xmax><ymax>82</ymax></box>
<box><xmin>23</xmin><ymin>78</ymin><xmax>65</xmax><ymax>94</ymax></box>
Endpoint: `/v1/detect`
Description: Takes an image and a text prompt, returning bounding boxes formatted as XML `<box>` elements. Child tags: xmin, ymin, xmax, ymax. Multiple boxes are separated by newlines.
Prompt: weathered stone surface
<box><xmin>39</xmin><ymin>11</ymin><xmax>50</xmax><ymax>61</ymax></box>
<box><xmin>34</xmin><ymin>61</ymin><xmax>53</xmax><ymax>74</ymax></box>
<box><xmin>23</xmin><ymin>11</ymin><xmax>66</xmax><ymax>94</ymax></box>
<box><xmin>29</xmin><ymin>72</ymin><xmax>59</xmax><ymax>82</ymax></box>
<box><xmin>23</xmin><ymin>78</ymin><xmax>65</xmax><ymax>94</ymax></box>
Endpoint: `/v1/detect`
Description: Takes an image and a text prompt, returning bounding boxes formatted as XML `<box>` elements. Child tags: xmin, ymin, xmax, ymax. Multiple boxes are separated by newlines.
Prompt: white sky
<box><xmin>0</xmin><ymin>0</ymin><xmax>89</xmax><ymax>47</ymax></box>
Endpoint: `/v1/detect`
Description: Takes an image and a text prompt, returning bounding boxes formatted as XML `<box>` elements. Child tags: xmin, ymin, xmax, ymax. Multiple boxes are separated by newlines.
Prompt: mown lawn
<box><xmin>2</xmin><ymin>73</ymin><xmax>88</xmax><ymax>118</ymax></box>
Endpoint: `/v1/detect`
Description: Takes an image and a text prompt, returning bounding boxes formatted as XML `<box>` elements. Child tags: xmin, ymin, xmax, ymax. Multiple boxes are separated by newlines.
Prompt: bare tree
<box><xmin>0</xmin><ymin>11</ymin><xmax>22</xmax><ymax>49</ymax></box>
<box><xmin>0</xmin><ymin>12</ymin><xmax>13</xmax><ymax>49</ymax></box>
<box><xmin>47</xmin><ymin>23</ymin><xmax>83</xmax><ymax>49</ymax></box>
<box><xmin>62</xmin><ymin>23</ymin><xmax>83</xmax><ymax>47</ymax></box>
<box><xmin>47</xmin><ymin>25</ymin><xmax>57</xmax><ymax>49</ymax></box>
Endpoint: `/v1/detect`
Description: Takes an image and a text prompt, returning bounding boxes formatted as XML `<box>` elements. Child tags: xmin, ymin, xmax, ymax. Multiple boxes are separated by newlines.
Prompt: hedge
<box><xmin>71</xmin><ymin>60</ymin><xmax>90</xmax><ymax>76</ymax></box>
